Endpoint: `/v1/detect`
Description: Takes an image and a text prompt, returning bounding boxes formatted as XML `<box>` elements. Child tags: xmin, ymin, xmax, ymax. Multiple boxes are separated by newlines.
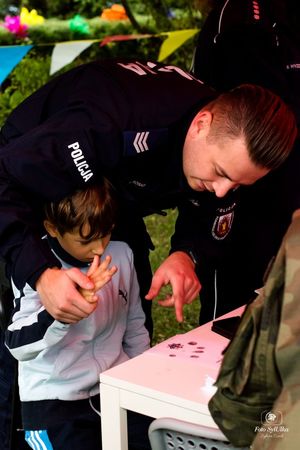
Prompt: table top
<box><xmin>100</xmin><ymin>306</ymin><xmax>245</xmax><ymax>415</ymax></box>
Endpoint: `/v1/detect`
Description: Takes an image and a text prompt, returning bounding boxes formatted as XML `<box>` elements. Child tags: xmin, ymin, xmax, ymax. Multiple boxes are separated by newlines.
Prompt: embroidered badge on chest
<box><xmin>212</xmin><ymin>211</ymin><xmax>234</xmax><ymax>240</ymax></box>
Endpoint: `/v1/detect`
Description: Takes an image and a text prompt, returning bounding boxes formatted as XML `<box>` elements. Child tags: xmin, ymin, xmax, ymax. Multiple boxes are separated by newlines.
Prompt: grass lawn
<box><xmin>144</xmin><ymin>209</ymin><xmax>200</xmax><ymax>345</ymax></box>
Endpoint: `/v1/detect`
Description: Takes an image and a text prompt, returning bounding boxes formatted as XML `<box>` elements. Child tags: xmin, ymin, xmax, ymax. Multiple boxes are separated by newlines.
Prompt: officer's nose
<box><xmin>212</xmin><ymin>179</ymin><xmax>238</xmax><ymax>198</ymax></box>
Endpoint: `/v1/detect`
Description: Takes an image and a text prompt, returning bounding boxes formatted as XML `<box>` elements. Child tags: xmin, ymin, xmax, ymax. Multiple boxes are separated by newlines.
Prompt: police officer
<box><xmin>0</xmin><ymin>58</ymin><xmax>297</xmax><ymax>450</ymax></box>
<box><xmin>191</xmin><ymin>0</ymin><xmax>300</xmax><ymax>322</ymax></box>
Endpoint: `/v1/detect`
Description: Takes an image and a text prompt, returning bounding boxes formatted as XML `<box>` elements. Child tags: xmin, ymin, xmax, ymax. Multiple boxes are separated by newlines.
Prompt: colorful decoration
<box><xmin>101</xmin><ymin>4</ymin><xmax>128</xmax><ymax>21</ymax></box>
<box><xmin>158</xmin><ymin>29</ymin><xmax>199</xmax><ymax>62</ymax></box>
<box><xmin>100</xmin><ymin>33</ymin><xmax>152</xmax><ymax>47</ymax></box>
<box><xmin>50</xmin><ymin>41</ymin><xmax>95</xmax><ymax>75</ymax></box>
<box><xmin>0</xmin><ymin>29</ymin><xmax>200</xmax><ymax>85</ymax></box>
<box><xmin>3</xmin><ymin>15</ymin><xmax>28</xmax><ymax>38</ymax></box>
<box><xmin>0</xmin><ymin>45</ymin><xmax>33</xmax><ymax>85</ymax></box>
<box><xmin>69</xmin><ymin>14</ymin><xmax>90</xmax><ymax>35</ymax></box>
<box><xmin>20</xmin><ymin>7</ymin><xmax>45</xmax><ymax>26</ymax></box>
<box><xmin>2</xmin><ymin>7</ymin><xmax>44</xmax><ymax>38</ymax></box>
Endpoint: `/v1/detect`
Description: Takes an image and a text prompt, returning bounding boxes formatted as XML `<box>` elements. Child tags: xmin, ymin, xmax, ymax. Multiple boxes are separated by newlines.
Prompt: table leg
<box><xmin>100</xmin><ymin>383</ymin><xmax>128</xmax><ymax>450</ymax></box>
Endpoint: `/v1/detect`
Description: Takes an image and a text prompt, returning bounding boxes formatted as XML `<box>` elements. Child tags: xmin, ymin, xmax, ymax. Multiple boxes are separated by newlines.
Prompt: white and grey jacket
<box><xmin>5</xmin><ymin>239</ymin><xmax>150</xmax><ymax>402</ymax></box>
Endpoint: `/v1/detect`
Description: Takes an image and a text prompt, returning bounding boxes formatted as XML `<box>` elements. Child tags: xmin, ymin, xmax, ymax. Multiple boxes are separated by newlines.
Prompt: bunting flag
<box><xmin>50</xmin><ymin>40</ymin><xmax>95</xmax><ymax>75</ymax></box>
<box><xmin>100</xmin><ymin>33</ymin><xmax>152</xmax><ymax>47</ymax></box>
<box><xmin>158</xmin><ymin>29</ymin><xmax>199</xmax><ymax>62</ymax></box>
<box><xmin>0</xmin><ymin>44</ymin><xmax>33</xmax><ymax>85</ymax></box>
<box><xmin>0</xmin><ymin>29</ymin><xmax>200</xmax><ymax>83</ymax></box>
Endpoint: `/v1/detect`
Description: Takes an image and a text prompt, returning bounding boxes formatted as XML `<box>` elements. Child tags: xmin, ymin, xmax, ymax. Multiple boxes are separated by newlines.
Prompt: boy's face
<box><xmin>46</xmin><ymin>222</ymin><xmax>111</xmax><ymax>263</ymax></box>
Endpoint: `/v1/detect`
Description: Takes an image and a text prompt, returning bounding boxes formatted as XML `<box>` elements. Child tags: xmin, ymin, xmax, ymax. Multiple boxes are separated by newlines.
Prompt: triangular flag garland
<box><xmin>99</xmin><ymin>33</ymin><xmax>153</xmax><ymax>47</ymax></box>
<box><xmin>0</xmin><ymin>44</ymin><xmax>33</xmax><ymax>85</ymax></box>
<box><xmin>0</xmin><ymin>29</ymin><xmax>200</xmax><ymax>85</ymax></box>
<box><xmin>50</xmin><ymin>40</ymin><xmax>96</xmax><ymax>75</ymax></box>
<box><xmin>158</xmin><ymin>29</ymin><xmax>199</xmax><ymax>62</ymax></box>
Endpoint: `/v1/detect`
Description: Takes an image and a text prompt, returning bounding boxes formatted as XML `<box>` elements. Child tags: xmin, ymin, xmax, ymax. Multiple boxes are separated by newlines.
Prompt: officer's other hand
<box><xmin>36</xmin><ymin>267</ymin><xmax>97</xmax><ymax>323</ymax></box>
<box><xmin>145</xmin><ymin>251</ymin><xmax>201</xmax><ymax>322</ymax></box>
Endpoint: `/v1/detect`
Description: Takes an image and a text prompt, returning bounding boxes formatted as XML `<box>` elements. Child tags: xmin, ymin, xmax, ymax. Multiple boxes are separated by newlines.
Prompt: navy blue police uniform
<box><xmin>0</xmin><ymin>59</ymin><xmax>242</xmax><ymax>323</ymax></box>
<box><xmin>0</xmin><ymin>58</ymin><xmax>240</xmax><ymax>449</ymax></box>
<box><xmin>191</xmin><ymin>0</ymin><xmax>300</xmax><ymax>322</ymax></box>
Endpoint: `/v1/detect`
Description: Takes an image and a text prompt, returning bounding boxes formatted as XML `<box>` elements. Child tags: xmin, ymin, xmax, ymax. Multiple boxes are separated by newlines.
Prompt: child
<box><xmin>5</xmin><ymin>179</ymin><xmax>151</xmax><ymax>450</ymax></box>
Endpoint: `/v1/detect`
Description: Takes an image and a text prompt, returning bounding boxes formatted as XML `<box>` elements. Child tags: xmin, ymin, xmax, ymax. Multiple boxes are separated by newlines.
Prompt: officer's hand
<box><xmin>36</xmin><ymin>267</ymin><xmax>97</xmax><ymax>323</ymax></box>
<box><xmin>145</xmin><ymin>251</ymin><xmax>201</xmax><ymax>322</ymax></box>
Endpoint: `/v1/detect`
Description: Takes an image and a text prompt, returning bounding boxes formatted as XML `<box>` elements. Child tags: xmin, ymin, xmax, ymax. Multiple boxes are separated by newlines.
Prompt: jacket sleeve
<box><xmin>5</xmin><ymin>281</ymin><xmax>70</xmax><ymax>361</ymax></box>
<box><xmin>251</xmin><ymin>212</ymin><xmax>300</xmax><ymax>449</ymax></box>
<box><xmin>0</xmin><ymin>103</ymin><xmax>118</xmax><ymax>289</ymax></box>
<box><xmin>122</xmin><ymin>250</ymin><xmax>150</xmax><ymax>357</ymax></box>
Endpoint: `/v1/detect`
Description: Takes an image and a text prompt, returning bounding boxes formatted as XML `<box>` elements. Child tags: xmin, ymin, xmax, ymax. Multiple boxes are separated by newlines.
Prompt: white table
<box><xmin>99</xmin><ymin>306</ymin><xmax>244</xmax><ymax>450</ymax></box>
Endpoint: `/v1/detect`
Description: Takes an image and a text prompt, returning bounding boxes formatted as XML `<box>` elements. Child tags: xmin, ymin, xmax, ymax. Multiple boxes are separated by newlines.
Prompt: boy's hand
<box><xmin>79</xmin><ymin>255</ymin><xmax>118</xmax><ymax>302</ymax></box>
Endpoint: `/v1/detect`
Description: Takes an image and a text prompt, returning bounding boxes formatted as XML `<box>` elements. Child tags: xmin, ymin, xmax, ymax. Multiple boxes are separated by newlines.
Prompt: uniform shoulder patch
<box><xmin>123</xmin><ymin>128</ymin><xmax>168</xmax><ymax>156</ymax></box>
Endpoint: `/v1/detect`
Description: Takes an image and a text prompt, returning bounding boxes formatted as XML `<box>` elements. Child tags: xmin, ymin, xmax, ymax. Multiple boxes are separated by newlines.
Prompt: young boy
<box><xmin>5</xmin><ymin>179</ymin><xmax>151</xmax><ymax>450</ymax></box>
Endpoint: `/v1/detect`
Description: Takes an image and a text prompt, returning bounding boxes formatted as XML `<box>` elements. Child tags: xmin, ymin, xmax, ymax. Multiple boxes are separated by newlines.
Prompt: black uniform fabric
<box><xmin>192</xmin><ymin>0</ymin><xmax>300</xmax><ymax>117</ymax></box>
<box><xmin>0</xmin><ymin>59</ymin><xmax>226</xmax><ymax>449</ymax></box>
<box><xmin>192</xmin><ymin>0</ymin><xmax>300</xmax><ymax>323</ymax></box>
<box><xmin>0</xmin><ymin>58</ymin><xmax>240</xmax><ymax>321</ymax></box>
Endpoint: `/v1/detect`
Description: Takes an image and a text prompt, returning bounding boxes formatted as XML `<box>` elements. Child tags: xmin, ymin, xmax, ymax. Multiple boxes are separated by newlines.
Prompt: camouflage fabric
<box><xmin>208</xmin><ymin>210</ymin><xmax>300</xmax><ymax>448</ymax></box>
<box><xmin>251</xmin><ymin>210</ymin><xmax>300</xmax><ymax>449</ymax></box>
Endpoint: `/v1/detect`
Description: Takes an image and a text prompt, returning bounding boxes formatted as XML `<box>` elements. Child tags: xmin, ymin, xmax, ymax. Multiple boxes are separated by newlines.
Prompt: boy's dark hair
<box><xmin>206</xmin><ymin>83</ymin><xmax>298</xmax><ymax>169</ymax></box>
<box><xmin>44</xmin><ymin>178</ymin><xmax>117</xmax><ymax>240</ymax></box>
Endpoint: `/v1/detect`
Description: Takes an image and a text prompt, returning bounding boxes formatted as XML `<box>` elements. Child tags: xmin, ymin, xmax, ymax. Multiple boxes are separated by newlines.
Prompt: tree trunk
<box><xmin>120</xmin><ymin>0</ymin><xmax>145</xmax><ymax>32</ymax></box>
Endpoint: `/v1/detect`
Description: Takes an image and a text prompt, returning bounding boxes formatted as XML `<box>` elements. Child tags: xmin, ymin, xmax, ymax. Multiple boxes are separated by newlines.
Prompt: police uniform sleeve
<box><xmin>121</xmin><ymin>246</ymin><xmax>150</xmax><ymax>357</ymax></box>
<box><xmin>0</xmin><ymin>103</ymin><xmax>116</xmax><ymax>290</ymax></box>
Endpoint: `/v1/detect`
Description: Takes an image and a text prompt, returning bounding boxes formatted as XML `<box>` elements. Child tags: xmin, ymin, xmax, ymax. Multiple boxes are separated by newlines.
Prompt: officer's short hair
<box><xmin>205</xmin><ymin>83</ymin><xmax>298</xmax><ymax>169</ymax></box>
<box><xmin>44</xmin><ymin>178</ymin><xmax>117</xmax><ymax>239</ymax></box>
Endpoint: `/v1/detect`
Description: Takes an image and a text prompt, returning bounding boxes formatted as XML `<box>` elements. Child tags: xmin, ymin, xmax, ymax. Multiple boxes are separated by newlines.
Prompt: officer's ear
<box><xmin>44</xmin><ymin>220</ymin><xmax>60</xmax><ymax>238</ymax></box>
<box><xmin>189</xmin><ymin>110</ymin><xmax>213</xmax><ymax>138</ymax></box>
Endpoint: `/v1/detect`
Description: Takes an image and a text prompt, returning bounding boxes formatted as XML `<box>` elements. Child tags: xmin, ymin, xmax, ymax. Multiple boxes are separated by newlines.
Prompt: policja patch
<box><xmin>211</xmin><ymin>203</ymin><xmax>236</xmax><ymax>240</ymax></box>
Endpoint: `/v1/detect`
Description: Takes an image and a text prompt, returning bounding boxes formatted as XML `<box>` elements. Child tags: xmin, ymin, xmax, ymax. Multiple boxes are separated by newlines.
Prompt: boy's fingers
<box><xmin>87</xmin><ymin>255</ymin><xmax>100</xmax><ymax>277</ymax></box>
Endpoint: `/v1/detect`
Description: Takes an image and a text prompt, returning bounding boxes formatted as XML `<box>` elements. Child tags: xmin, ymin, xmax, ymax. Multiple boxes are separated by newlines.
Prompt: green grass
<box><xmin>144</xmin><ymin>209</ymin><xmax>200</xmax><ymax>345</ymax></box>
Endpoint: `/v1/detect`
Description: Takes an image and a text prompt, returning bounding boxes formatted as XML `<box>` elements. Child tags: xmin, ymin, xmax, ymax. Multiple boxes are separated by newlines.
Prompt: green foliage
<box><xmin>1</xmin><ymin>17</ymin><xmax>136</xmax><ymax>44</ymax></box>
<box><xmin>41</xmin><ymin>0</ymin><xmax>109</xmax><ymax>19</ymax></box>
<box><xmin>21</xmin><ymin>1</ymin><xmax>47</xmax><ymax>14</ymax></box>
<box><xmin>145</xmin><ymin>210</ymin><xmax>200</xmax><ymax>345</ymax></box>
<box><xmin>0</xmin><ymin>53</ymin><xmax>50</xmax><ymax>126</ymax></box>
<box><xmin>73</xmin><ymin>0</ymin><xmax>106</xmax><ymax>19</ymax></box>
<box><xmin>0</xmin><ymin>0</ymin><xmax>18</xmax><ymax>19</ymax></box>
<box><xmin>0</xmin><ymin>1</ymin><xmax>205</xmax><ymax>43</ymax></box>
<box><xmin>0</xmin><ymin>15</ymin><xmax>160</xmax><ymax>44</ymax></box>
<box><xmin>0</xmin><ymin>25</ymin><xmax>17</xmax><ymax>44</ymax></box>
<box><xmin>129</xmin><ymin>0</ymin><xmax>204</xmax><ymax>31</ymax></box>
<box><xmin>20</xmin><ymin>0</ymin><xmax>77</xmax><ymax>19</ymax></box>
